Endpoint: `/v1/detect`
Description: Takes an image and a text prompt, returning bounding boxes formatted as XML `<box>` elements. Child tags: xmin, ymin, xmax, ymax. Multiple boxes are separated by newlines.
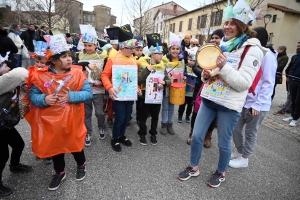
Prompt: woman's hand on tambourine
<box><xmin>216</xmin><ymin>54</ymin><xmax>227</xmax><ymax>69</ymax></box>
<box><xmin>202</xmin><ymin>70</ymin><xmax>211</xmax><ymax>79</ymax></box>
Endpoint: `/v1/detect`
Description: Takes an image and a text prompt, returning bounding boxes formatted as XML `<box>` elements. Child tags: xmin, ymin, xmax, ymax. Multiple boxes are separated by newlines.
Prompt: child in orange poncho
<box><xmin>25</xmin><ymin>34</ymin><xmax>93</xmax><ymax>191</ymax></box>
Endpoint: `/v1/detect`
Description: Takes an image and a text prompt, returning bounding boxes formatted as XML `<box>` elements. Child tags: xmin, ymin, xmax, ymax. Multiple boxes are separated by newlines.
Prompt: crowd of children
<box><xmin>1</xmin><ymin>0</ymin><xmax>294</xmax><ymax>196</ymax></box>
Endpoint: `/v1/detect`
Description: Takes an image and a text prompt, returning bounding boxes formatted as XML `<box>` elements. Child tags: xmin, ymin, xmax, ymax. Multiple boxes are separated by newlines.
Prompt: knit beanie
<box><xmin>211</xmin><ymin>29</ymin><xmax>224</xmax><ymax>39</ymax></box>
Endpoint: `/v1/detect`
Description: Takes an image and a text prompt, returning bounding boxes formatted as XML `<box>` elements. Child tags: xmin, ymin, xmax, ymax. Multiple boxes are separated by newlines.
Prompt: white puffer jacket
<box><xmin>203</xmin><ymin>38</ymin><xmax>266</xmax><ymax>113</ymax></box>
<box><xmin>8</xmin><ymin>32</ymin><xmax>23</xmax><ymax>55</ymax></box>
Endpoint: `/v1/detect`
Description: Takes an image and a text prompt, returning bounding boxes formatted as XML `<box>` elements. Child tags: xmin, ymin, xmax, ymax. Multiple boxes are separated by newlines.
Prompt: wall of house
<box><xmin>164</xmin><ymin>0</ymin><xmax>300</xmax><ymax>52</ymax></box>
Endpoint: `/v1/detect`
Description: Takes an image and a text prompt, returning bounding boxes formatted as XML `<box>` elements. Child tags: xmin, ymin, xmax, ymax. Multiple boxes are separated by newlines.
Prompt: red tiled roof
<box><xmin>154</xmin><ymin>8</ymin><xmax>187</xmax><ymax>20</ymax></box>
<box><xmin>268</xmin><ymin>3</ymin><xmax>300</xmax><ymax>15</ymax></box>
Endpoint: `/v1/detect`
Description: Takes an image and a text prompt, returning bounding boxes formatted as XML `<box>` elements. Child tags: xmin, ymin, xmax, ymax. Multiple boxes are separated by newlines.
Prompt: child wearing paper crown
<box><xmin>101</xmin><ymin>25</ymin><xmax>141</xmax><ymax>152</ymax></box>
<box><xmin>159</xmin><ymin>32</ymin><xmax>185</xmax><ymax>135</ymax></box>
<box><xmin>137</xmin><ymin>33</ymin><xmax>170</xmax><ymax>145</ymax></box>
<box><xmin>23</xmin><ymin>40</ymin><xmax>53</xmax><ymax>164</ymax></box>
<box><xmin>177</xmin><ymin>45</ymin><xmax>198</xmax><ymax>124</ymax></box>
<box><xmin>77</xmin><ymin>25</ymin><xmax>107</xmax><ymax>146</ymax></box>
<box><xmin>133</xmin><ymin>35</ymin><xmax>144</xmax><ymax>124</ymax></box>
<box><xmin>25</xmin><ymin>33</ymin><xmax>93</xmax><ymax>191</ymax></box>
<box><xmin>177</xmin><ymin>0</ymin><xmax>265</xmax><ymax>188</ymax></box>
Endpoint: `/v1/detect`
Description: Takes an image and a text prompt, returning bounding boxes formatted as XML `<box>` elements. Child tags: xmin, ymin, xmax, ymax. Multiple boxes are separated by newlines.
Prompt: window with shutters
<box><xmin>188</xmin><ymin>18</ymin><xmax>192</xmax><ymax>30</ymax></box>
<box><xmin>214</xmin><ymin>10</ymin><xmax>223</xmax><ymax>26</ymax></box>
<box><xmin>197</xmin><ymin>16</ymin><xmax>201</xmax><ymax>29</ymax></box>
<box><xmin>179</xmin><ymin>21</ymin><xmax>183</xmax><ymax>32</ymax></box>
<box><xmin>172</xmin><ymin>23</ymin><xmax>175</xmax><ymax>33</ymax></box>
<box><xmin>200</xmin><ymin>15</ymin><xmax>207</xmax><ymax>28</ymax></box>
<box><xmin>210</xmin><ymin>12</ymin><xmax>215</xmax><ymax>27</ymax></box>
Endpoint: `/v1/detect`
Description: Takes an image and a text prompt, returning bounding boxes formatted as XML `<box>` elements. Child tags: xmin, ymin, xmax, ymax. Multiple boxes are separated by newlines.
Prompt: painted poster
<box><xmin>185</xmin><ymin>76</ymin><xmax>197</xmax><ymax>97</ymax></box>
<box><xmin>112</xmin><ymin>65</ymin><xmax>137</xmax><ymax>101</ymax></box>
<box><xmin>79</xmin><ymin>60</ymin><xmax>105</xmax><ymax>94</ymax></box>
<box><xmin>145</xmin><ymin>71</ymin><xmax>165</xmax><ymax>104</ymax></box>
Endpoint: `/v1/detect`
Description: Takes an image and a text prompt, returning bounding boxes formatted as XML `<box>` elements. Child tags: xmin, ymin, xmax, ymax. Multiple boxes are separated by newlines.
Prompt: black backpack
<box><xmin>0</xmin><ymin>88</ymin><xmax>20</xmax><ymax>130</ymax></box>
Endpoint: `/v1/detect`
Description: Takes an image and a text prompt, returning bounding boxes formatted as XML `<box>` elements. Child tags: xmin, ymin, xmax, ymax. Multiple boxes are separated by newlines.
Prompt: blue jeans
<box><xmin>15</xmin><ymin>54</ymin><xmax>22</xmax><ymax>67</ymax></box>
<box><xmin>112</xmin><ymin>101</ymin><xmax>134</xmax><ymax>139</ymax></box>
<box><xmin>161</xmin><ymin>96</ymin><xmax>174</xmax><ymax>123</ymax></box>
<box><xmin>190</xmin><ymin>99</ymin><xmax>240</xmax><ymax>172</ymax></box>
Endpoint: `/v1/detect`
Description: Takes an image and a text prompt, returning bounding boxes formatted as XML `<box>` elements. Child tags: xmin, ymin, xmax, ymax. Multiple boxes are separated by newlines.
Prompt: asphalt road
<box><xmin>1</xmin><ymin>83</ymin><xmax>300</xmax><ymax>200</ymax></box>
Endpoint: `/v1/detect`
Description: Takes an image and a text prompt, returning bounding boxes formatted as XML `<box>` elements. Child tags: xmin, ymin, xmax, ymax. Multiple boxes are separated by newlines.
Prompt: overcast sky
<box><xmin>78</xmin><ymin>0</ymin><xmax>210</xmax><ymax>25</ymax></box>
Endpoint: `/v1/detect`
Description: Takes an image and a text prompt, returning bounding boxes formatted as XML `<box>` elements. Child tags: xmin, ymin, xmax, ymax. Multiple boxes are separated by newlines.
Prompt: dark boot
<box><xmin>160</xmin><ymin>122</ymin><xmax>167</xmax><ymax>135</ymax></box>
<box><xmin>9</xmin><ymin>163</ymin><xmax>33</xmax><ymax>173</ymax></box>
<box><xmin>187</xmin><ymin>129</ymin><xmax>193</xmax><ymax>145</ymax></box>
<box><xmin>167</xmin><ymin>123</ymin><xmax>175</xmax><ymax>135</ymax></box>
<box><xmin>0</xmin><ymin>181</ymin><xmax>13</xmax><ymax>197</ymax></box>
<box><xmin>111</xmin><ymin>138</ymin><xmax>121</xmax><ymax>152</ymax></box>
<box><xmin>203</xmin><ymin>131</ymin><xmax>213</xmax><ymax>148</ymax></box>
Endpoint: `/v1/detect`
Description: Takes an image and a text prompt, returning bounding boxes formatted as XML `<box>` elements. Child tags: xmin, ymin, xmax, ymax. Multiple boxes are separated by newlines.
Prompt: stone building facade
<box><xmin>55</xmin><ymin>0</ymin><xmax>116</xmax><ymax>35</ymax></box>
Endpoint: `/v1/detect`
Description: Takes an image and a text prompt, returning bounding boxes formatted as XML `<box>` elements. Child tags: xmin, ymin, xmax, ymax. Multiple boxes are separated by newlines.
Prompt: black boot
<box><xmin>10</xmin><ymin>163</ymin><xmax>33</xmax><ymax>173</ymax></box>
<box><xmin>0</xmin><ymin>182</ymin><xmax>13</xmax><ymax>197</ymax></box>
<box><xmin>111</xmin><ymin>138</ymin><xmax>122</xmax><ymax>152</ymax></box>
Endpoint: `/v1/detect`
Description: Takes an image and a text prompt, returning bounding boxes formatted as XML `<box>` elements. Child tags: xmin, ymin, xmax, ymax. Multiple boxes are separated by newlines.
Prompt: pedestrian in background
<box><xmin>8</xmin><ymin>23</ymin><xmax>23</xmax><ymax>68</ymax></box>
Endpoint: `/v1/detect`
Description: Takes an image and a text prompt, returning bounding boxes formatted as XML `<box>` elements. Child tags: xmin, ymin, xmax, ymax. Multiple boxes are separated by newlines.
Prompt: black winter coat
<box><xmin>20</xmin><ymin>29</ymin><xmax>37</xmax><ymax>52</ymax></box>
<box><xmin>0</xmin><ymin>29</ymin><xmax>18</xmax><ymax>69</ymax></box>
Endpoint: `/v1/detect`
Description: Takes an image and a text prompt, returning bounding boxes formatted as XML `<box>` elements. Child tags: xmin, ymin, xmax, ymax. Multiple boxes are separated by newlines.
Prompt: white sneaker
<box><xmin>289</xmin><ymin>120</ymin><xmax>297</xmax><ymax>127</ymax></box>
<box><xmin>282</xmin><ymin>116</ymin><xmax>293</xmax><ymax>122</ymax></box>
<box><xmin>85</xmin><ymin>134</ymin><xmax>91</xmax><ymax>146</ymax></box>
<box><xmin>99</xmin><ymin>128</ymin><xmax>106</xmax><ymax>140</ymax></box>
<box><xmin>230</xmin><ymin>153</ymin><xmax>242</xmax><ymax>160</ymax></box>
<box><xmin>229</xmin><ymin>157</ymin><xmax>248</xmax><ymax>168</ymax></box>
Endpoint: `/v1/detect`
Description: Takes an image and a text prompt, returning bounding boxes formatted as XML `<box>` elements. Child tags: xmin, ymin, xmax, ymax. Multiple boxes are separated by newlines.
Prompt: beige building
<box><xmin>164</xmin><ymin>0</ymin><xmax>300</xmax><ymax>55</ymax></box>
<box><xmin>133</xmin><ymin>1</ymin><xmax>187</xmax><ymax>36</ymax></box>
<box><xmin>153</xmin><ymin>7</ymin><xmax>187</xmax><ymax>41</ymax></box>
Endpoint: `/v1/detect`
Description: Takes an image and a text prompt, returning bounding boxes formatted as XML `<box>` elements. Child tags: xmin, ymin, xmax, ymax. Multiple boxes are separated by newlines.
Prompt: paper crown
<box><xmin>223</xmin><ymin>0</ymin><xmax>256</xmax><ymax>25</ymax></box>
<box><xmin>0</xmin><ymin>51</ymin><xmax>10</xmax><ymax>63</ymax></box>
<box><xmin>80</xmin><ymin>24</ymin><xmax>98</xmax><ymax>44</ymax></box>
<box><xmin>33</xmin><ymin>41</ymin><xmax>48</xmax><ymax>57</ymax></box>
<box><xmin>146</xmin><ymin>33</ymin><xmax>163</xmax><ymax>55</ymax></box>
<box><xmin>97</xmin><ymin>39</ymin><xmax>113</xmax><ymax>51</ymax></box>
<box><xmin>133</xmin><ymin>36</ymin><xmax>143</xmax><ymax>47</ymax></box>
<box><xmin>44</xmin><ymin>34</ymin><xmax>70</xmax><ymax>55</ymax></box>
<box><xmin>186</xmin><ymin>46</ymin><xmax>198</xmax><ymax>61</ymax></box>
<box><xmin>169</xmin><ymin>32</ymin><xmax>182</xmax><ymax>48</ymax></box>
<box><xmin>106</xmin><ymin>27</ymin><xmax>119</xmax><ymax>44</ymax></box>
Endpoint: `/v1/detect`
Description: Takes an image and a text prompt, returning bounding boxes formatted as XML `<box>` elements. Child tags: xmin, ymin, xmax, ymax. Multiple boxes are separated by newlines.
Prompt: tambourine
<box><xmin>196</xmin><ymin>43</ymin><xmax>222</xmax><ymax>70</ymax></box>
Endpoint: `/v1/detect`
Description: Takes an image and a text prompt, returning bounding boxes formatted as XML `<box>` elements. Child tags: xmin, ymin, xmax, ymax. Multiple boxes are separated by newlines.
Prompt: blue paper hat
<box><xmin>33</xmin><ymin>41</ymin><xmax>48</xmax><ymax>56</ymax></box>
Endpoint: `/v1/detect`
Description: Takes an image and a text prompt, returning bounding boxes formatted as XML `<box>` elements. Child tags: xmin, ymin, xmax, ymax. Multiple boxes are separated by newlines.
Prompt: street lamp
<box><xmin>264</xmin><ymin>14</ymin><xmax>272</xmax><ymax>28</ymax></box>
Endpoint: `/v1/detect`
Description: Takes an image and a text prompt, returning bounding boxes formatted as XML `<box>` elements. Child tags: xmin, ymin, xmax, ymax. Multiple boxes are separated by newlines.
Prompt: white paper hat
<box><xmin>169</xmin><ymin>32</ymin><xmax>181</xmax><ymax>48</ymax></box>
<box><xmin>186</xmin><ymin>46</ymin><xmax>198</xmax><ymax>61</ymax></box>
<box><xmin>223</xmin><ymin>0</ymin><xmax>256</xmax><ymax>25</ymax></box>
<box><xmin>45</xmin><ymin>34</ymin><xmax>70</xmax><ymax>55</ymax></box>
<box><xmin>80</xmin><ymin>24</ymin><xmax>98</xmax><ymax>44</ymax></box>
<box><xmin>0</xmin><ymin>51</ymin><xmax>10</xmax><ymax>63</ymax></box>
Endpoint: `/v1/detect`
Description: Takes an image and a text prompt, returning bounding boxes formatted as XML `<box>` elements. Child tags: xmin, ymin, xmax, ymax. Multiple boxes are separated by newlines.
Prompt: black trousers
<box><xmin>52</xmin><ymin>150</ymin><xmax>85</xmax><ymax>173</ymax></box>
<box><xmin>191</xmin><ymin>111</ymin><xmax>216</xmax><ymax>132</ymax></box>
<box><xmin>138</xmin><ymin>101</ymin><xmax>161</xmax><ymax>136</ymax></box>
<box><xmin>0</xmin><ymin>127</ymin><xmax>25</xmax><ymax>179</ymax></box>
<box><xmin>178</xmin><ymin>96</ymin><xmax>193</xmax><ymax>117</ymax></box>
<box><xmin>289</xmin><ymin>80</ymin><xmax>300</xmax><ymax>120</ymax></box>
<box><xmin>135</xmin><ymin>97</ymin><xmax>143</xmax><ymax>122</ymax></box>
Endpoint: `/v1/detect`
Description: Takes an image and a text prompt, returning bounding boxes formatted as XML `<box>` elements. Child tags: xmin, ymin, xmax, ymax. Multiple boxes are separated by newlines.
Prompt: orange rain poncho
<box><xmin>25</xmin><ymin>66</ymin><xmax>87</xmax><ymax>158</ymax></box>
